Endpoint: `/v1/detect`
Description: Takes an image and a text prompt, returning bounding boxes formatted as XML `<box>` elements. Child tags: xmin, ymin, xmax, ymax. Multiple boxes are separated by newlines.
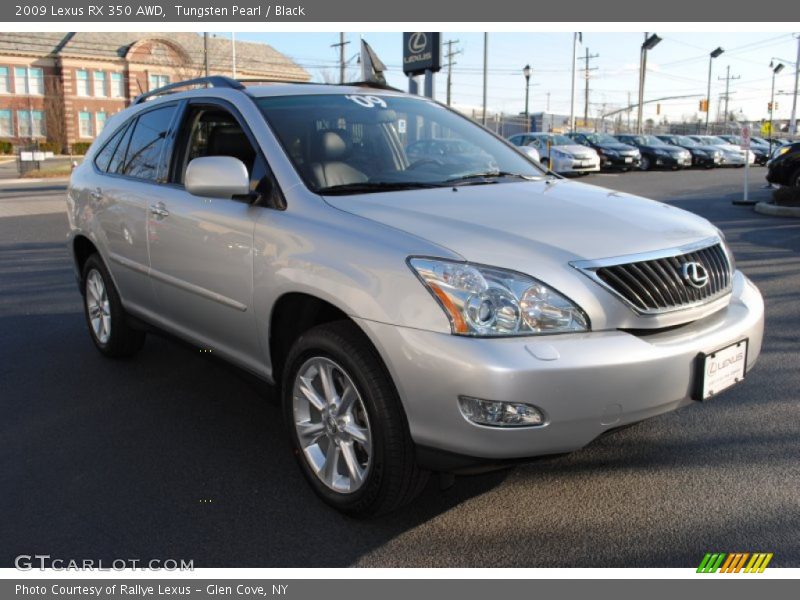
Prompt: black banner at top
<box><xmin>1</xmin><ymin>0</ymin><xmax>794</xmax><ymax>22</ymax></box>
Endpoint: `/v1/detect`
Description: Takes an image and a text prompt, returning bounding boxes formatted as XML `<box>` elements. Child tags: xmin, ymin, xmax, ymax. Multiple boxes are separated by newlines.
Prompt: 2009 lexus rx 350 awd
<box><xmin>67</xmin><ymin>77</ymin><xmax>764</xmax><ymax>515</ymax></box>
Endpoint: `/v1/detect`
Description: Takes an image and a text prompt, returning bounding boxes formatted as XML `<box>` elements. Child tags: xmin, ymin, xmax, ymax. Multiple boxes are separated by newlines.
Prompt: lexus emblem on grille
<box><xmin>682</xmin><ymin>261</ymin><xmax>709</xmax><ymax>289</ymax></box>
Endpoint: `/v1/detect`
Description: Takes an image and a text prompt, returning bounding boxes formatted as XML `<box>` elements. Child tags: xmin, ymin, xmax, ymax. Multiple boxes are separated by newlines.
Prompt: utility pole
<box><xmin>482</xmin><ymin>33</ymin><xmax>488</xmax><ymax>125</ymax></box>
<box><xmin>331</xmin><ymin>33</ymin><xmax>350</xmax><ymax>84</ymax></box>
<box><xmin>791</xmin><ymin>34</ymin><xmax>800</xmax><ymax>136</ymax></box>
<box><xmin>569</xmin><ymin>32</ymin><xmax>580</xmax><ymax>132</ymax></box>
<box><xmin>231</xmin><ymin>32</ymin><xmax>237</xmax><ymax>78</ymax></box>
<box><xmin>627</xmin><ymin>91</ymin><xmax>632</xmax><ymax>130</ymax></box>
<box><xmin>203</xmin><ymin>32</ymin><xmax>209</xmax><ymax>77</ymax></box>
<box><xmin>718</xmin><ymin>65</ymin><xmax>740</xmax><ymax>125</ymax></box>
<box><xmin>546</xmin><ymin>92</ymin><xmax>551</xmax><ymax>112</ymax></box>
<box><xmin>577</xmin><ymin>47</ymin><xmax>599</xmax><ymax>127</ymax></box>
<box><xmin>444</xmin><ymin>39</ymin><xmax>461</xmax><ymax>107</ymax></box>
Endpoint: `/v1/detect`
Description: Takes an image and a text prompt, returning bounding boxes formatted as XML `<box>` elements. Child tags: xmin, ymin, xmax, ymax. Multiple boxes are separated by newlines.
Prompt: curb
<box><xmin>0</xmin><ymin>177</ymin><xmax>69</xmax><ymax>186</ymax></box>
<box><xmin>754</xmin><ymin>201</ymin><xmax>800</xmax><ymax>218</ymax></box>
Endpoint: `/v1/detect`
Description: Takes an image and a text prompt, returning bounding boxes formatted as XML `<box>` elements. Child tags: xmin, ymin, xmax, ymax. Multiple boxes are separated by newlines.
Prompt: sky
<box><xmin>214</xmin><ymin>31</ymin><xmax>800</xmax><ymax>126</ymax></box>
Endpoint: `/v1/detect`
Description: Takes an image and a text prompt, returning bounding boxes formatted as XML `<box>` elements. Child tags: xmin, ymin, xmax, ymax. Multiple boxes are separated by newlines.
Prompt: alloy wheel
<box><xmin>85</xmin><ymin>269</ymin><xmax>111</xmax><ymax>344</ymax></box>
<box><xmin>292</xmin><ymin>357</ymin><xmax>372</xmax><ymax>493</ymax></box>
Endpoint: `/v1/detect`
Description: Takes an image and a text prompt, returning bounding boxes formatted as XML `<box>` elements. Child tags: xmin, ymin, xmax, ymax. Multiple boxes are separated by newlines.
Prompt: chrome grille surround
<box><xmin>570</xmin><ymin>237</ymin><xmax>734</xmax><ymax>315</ymax></box>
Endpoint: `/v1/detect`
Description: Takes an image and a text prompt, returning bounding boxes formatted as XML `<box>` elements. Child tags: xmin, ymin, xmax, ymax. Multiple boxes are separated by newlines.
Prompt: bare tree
<box><xmin>45</xmin><ymin>71</ymin><xmax>66</xmax><ymax>153</ymax></box>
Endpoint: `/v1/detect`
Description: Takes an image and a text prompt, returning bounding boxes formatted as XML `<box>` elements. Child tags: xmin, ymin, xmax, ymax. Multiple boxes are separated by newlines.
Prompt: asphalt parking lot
<box><xmin>1</xmin><ymin>167</ymin><xmax>798</xmax><ymax>568</ymax></box>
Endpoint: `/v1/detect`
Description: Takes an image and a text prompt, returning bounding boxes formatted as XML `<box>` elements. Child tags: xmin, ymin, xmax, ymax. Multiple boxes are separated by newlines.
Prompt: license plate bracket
<box><xmin>693</xmin><ymin>339</ymin><xmax>748</xmax><ymax>401</ymax></box>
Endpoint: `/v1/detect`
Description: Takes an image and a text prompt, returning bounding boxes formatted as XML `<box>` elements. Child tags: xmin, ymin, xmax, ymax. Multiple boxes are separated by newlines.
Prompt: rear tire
<box><xmin>282</xmin><ymin>321</ymin><xmax>429</xmax><ymax>516</ymax></box>
<box><xmin>81</xmin><ymin>254</ymin><xmax>145</xmax><ymax>358</ymax></box>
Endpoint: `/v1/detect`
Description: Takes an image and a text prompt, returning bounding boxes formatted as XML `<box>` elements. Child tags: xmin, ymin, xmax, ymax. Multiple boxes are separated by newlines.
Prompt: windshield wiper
<box><xmin>317</xmin><ymin>181</ymin><xmax>442</xmax><ymax>195</ymax></box>
<box><xmin>444</xmin><ymin>171</ymin><xmax>537</xmax><ymax>185</ymax></box>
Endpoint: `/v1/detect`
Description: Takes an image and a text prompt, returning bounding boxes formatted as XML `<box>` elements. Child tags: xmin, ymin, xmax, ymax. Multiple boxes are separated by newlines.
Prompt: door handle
<box><xmin>149</xmin><ymin>203</ymin><xmax>169</xmax><ymax>218</ymax></box>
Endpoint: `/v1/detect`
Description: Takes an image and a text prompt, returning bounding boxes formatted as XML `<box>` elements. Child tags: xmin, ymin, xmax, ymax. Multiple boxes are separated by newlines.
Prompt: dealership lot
<box><xmin>0</xmin><ymin>168</ymin><xmax>798</xmax><ymax>567</ymax></box>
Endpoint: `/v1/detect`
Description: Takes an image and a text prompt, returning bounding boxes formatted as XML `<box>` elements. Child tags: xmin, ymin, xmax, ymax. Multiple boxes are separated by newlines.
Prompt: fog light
<box><xmin>458</xmin><ymin>396</ymin><xmax>544</xmax><ymax>427</ymax></box>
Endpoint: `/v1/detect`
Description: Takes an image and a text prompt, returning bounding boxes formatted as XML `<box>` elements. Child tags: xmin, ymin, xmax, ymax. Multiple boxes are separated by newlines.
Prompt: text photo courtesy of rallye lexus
<box><xmin>67</xmin><ymin>76</ymin><xmax>764</xmax><ymax>516</ymax></box>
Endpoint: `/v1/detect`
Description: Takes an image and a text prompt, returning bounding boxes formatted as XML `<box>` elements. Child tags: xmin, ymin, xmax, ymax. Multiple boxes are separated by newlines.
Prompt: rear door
<box><xmin>145</xmin><ymin>98</ymin><xmax>270</xmax><ymax>370</ymax></box>
<box><xmin>91</xmin><ymin>103</ymin><xmax>179</xmax><ymax>315</ymax></box>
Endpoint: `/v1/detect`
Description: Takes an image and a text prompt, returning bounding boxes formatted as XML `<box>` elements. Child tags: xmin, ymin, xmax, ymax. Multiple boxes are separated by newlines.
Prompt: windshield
<box><xmin>546</xmin><ymin>135</ymin><xmax>575</xmax><ymax>146</ymax></box>
<box><xmin>586</xmin><ymin>133</ymin><xmax>619</xmax><ymax>144</ymax></box>
<box><xmin>705</xmin><ymin>136</ymin><xmax>727</xmax><ymax>145</ymax></box>
<box><xmin>676</xmin><ymin>136</ymin><xmax>698</xmax><ymax>146</ymax></box>
<box><xmin>620</xmin><ymin>135</ymin><xmax>666</xmax><ymax>146</ymax></box>
<box><xmin>256</xmin><ymin>94</ymin><xmax>545</xmax><ymax>193</ymax></box>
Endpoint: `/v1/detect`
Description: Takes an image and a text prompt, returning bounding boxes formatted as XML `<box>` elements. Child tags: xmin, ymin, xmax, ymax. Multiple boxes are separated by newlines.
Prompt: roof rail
<box><xmin>133</xmin><ymin>75</ymin><xmax>245</xmax><ymax>105</ymax></box>
<box><xmin>235</xmin><ymin>78</ymin><xmax>402</xmax><ymax>93</ymax></box>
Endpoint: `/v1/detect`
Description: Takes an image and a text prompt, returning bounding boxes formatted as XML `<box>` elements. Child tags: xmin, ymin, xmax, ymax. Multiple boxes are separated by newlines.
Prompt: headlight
<box><xmin>773</xmin><ymin>146</ymin><xmax>791</xmax><ymax>159</ymax></box>
<box><xmin>408</xmin><ymin>258</ymin><xmax>589</xmax><ymax>336</ymax></box>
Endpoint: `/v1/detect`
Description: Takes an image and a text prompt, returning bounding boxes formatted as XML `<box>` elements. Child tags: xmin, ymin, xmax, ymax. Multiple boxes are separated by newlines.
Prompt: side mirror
<box><xmin>185</xmin><ymin>156</ymin><xmax>250</xmax><ymax>199</ymax></box>
<box><xmin>519</xmin><ymin>146</ymin><xmax>540</xmax><ymax>163</ymax></box>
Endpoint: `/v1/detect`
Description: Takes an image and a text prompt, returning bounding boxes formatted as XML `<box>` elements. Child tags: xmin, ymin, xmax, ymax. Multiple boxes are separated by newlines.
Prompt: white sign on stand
<box><xmin>737</xmin><ymin>125</ymin><xmax>753</xmax><ymax>205</ymax></box>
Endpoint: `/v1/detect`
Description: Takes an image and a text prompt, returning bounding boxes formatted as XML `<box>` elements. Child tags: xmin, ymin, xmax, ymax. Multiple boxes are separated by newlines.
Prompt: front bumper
<box><xmin>654</xmin><ymin>154</ymin><xmax>693</xmax><ymax>168</ymax></box>
<box><xmin>356</xmin><ymin>271</ymin><xmax>763</xmax><ymax>462</ymax></box>
<box><xmin>552</xmin><ymin>155</ymin><xmax>600</xmax><ymax>174</ymax></box>
<box><xmin>692</xmin><ymin>153</ymin><xmax>722</xmax><ymax>167</ymax></box>
<box><xmin>600</xmin><ymin>154</ymin><xmax>640</xmax><ymax>169</ymax></box>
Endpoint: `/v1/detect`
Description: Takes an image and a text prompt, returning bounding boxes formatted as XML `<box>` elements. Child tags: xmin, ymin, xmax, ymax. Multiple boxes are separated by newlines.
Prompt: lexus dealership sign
<box><xmin>403</xmin><ymin>32</ymin><xmax>441</xmax><ymax>75</ymax></box>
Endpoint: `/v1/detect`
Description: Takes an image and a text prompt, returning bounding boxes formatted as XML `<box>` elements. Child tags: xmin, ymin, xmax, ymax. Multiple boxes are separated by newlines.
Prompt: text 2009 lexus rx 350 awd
<box><xmin>67</xmin><ymin>77</ymin><xmax>764</xmax><ymax>515</ymax></box>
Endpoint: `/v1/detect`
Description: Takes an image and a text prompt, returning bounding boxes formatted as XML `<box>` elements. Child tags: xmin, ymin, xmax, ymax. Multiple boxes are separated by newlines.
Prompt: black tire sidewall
<box><xmin>81</xmin><ymin>254</ymin><xmax>140</xmax><ymax>357</ymax></box>
<box><xmin>281</xmin><ymin>323</ymin><xmax>399</xmax><ymax>515</ymax></box>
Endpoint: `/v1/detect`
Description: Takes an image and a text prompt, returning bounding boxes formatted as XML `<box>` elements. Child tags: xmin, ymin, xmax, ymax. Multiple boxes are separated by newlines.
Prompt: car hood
<box><xmin>550</xmin><ymin>144</ymin><xmax>597</xmax><ymax>157</ymax></box>
<box><xmin>324</xmin><ymin>180</ymin><xmax>721</xmax><ymax>329</ymax></box>
<box><xmin>597</xmin><ymin>143</ymin><xmax>638</xmax><ymax>153</ymax></box>
<box><xmin>324</xmin><ymin>179</ymin><xmax>715</xmax><ymax>268</ymax></box>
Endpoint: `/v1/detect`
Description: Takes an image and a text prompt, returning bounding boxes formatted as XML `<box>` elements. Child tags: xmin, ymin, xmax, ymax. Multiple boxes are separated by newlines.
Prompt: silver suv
<box><xmin>67</xmin><ymin>77</ymin><xmax>764</xmax><ymax>515</ymax></box>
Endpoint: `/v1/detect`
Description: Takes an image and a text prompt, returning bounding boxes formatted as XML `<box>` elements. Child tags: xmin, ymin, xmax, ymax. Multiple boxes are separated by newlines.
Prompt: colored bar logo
<box><xmin>697</xmin><ymin>552</ymin><xmax>773</xmax><ymax>573</ymax></box>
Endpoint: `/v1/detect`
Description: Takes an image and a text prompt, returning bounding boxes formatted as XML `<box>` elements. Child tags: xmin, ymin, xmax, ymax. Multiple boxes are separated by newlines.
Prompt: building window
<box><xmin>0</xmin><ymin>67</ymin><xmax>10</xmax><ymax>94</ymax></box>
<box><xmin>111</xmin><ymin>72</ymin><xmax>125</xmax><ymax>98</ymax></box>
<box><xmin>93</xmin><ymin>71</ymin><xmax>106</xmax><ymax>97</ymax></box>
<box><xmin>96</xmin><ymin>111</ymin><xmax>107</xmax><ymax>133</ymax></box>
<box><xmin>148</xmin><ymin>74</ymin><xmax>170</xmax><ymax>91</ymax></box>
<box><xmin>0</xmin><ymin>109</ymin><xmax>11</xmax><ymax>136</ymax></box>
<box><xmin>31</xmin><ymin>110</ymin><xmax>45</xmax><ymax>137</ymax></box>
<box><xmin>14</xmin><ymin>67</ymin><xmax>44</xmax><ymax>95</ymax></box>
<box><xmin>76</xmin><ymin>69</ymin><xmax>90</xmax><ymax>96</ymax></box>
<box><xmin>18</xmin><ymin>110</ymin><xmax>30</xmax><ymax>137</ymax></box>
<box><xmin>79</xmin><ymin>111</ymin><xmax>94</xmax><ymax>138</ymax></box>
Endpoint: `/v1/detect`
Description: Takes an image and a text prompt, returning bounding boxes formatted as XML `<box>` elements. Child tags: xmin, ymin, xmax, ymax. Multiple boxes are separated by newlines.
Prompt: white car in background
<box><xmin>509</xmin><ymin>132</ymin><xmax>600</xmax><ymax>175</ymax></box>
<box><xmin>689</xmin><ymin>135</ymin><xmax>756</xmax><ymax>167</ymax></box>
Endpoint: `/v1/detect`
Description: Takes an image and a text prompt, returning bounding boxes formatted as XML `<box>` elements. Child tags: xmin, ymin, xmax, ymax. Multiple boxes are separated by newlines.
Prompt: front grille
<box><xmin>578</xmin><ymin>242</ymin><xmax>732</xmax><ymax>314</ymax></box>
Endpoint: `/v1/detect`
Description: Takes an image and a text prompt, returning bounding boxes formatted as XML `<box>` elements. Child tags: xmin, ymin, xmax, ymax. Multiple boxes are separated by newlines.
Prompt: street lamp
<box><xmin>636</xmin><ymin>33</ymin><xmax>662</xmax><ymax>133</ymax></box>
<box><xmin>523</xmin><ymin>64</ymin><xmax>532</xmax><ymax>129</ymax></box>
<box><xmin>705</xmin><ymin>47</ymin><xmax>724</xmax><ymax>134</ymax></box>
<box><xmin>769</xmin><ymin>61</ymin><xmax>785</xmax><ymax>155</ymax></box>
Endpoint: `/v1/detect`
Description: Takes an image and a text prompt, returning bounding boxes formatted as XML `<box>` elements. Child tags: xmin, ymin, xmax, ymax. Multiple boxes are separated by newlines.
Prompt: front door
<box><xmin>146</xmin><ymin>100</ymin><xmax>267</xmax><ymax>370</ymax></box>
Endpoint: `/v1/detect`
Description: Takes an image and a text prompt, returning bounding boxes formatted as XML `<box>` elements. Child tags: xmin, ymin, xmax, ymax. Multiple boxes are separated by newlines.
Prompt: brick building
<box><xmin>0</xmin><ymin>32</ymin><xmax>310</xmax><ymax>152</ymax></box>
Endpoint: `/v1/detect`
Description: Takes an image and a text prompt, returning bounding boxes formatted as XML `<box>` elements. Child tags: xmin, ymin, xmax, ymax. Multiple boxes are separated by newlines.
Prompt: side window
<box><xmin>107</xmin><ymin>123</ymin><xmax>135</xmax><ymax>175</ymax></box>
<box><xmin>172</xmin><ymin>103</ymin><xmax>279</xmax><ymax>205</ymax></box>
<box><xmin>93</xmin><ymin>122</ymin><xmax>129</xmax><ymax>172</ymax></box>
<box><xmin>174</xmin><ymin>106</ymin><xmax>258</xmax><ymax>184</ymax></box>
<box><xmin>119</xmin><ymin>104</ymin><xmax>177</xmax><ymax>182</ymax></box>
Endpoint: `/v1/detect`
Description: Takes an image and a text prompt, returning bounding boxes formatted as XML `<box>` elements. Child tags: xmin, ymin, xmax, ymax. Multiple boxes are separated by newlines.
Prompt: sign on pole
<box><xmin>403</xmin><ymin>32</ymin><xmax>442</xmax><ymax>76</ymax></box>
<box><xmin>734</xmin><ymin>125</ymin><xmax>755</xmax><ymax>205</ymax></box>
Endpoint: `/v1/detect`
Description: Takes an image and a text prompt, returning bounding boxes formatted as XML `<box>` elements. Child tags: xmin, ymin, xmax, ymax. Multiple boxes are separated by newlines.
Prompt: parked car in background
<box><xmin>566</xmin><ymin>132</ymin><xmax>641</xmax><ymax>171</ymax></box>
<box><xmin>766</xmin><ymin>141</ymin><xmax>800</xmax><ymax>186</ymax></box>
<box><xmin>717</xmin><ymin>135</ymin><xmax>769</xmax><ymax>165</ymax></box>
<box><xmin>615</xmin><ymin>134</ymin><xmax>692</xmax><ymax>171</ymax></box>
<box><xmin>406</xmin><ymin>138</ymin><xmax>499</xmax><ymax>173</ymax></box>
<box><xmin>656</xmin><ymin>135</ymin><xmax>723</xmax><ymax>169</ymax></box>
<box><xmin>508</xmin><ymin>133</ymin><xmax>600</xmax><ymax>174</ymax></box>
<box><xmin>687</xmin><ymin>135</ymin><xmax>755</xmax><ymax>167</ymax></box>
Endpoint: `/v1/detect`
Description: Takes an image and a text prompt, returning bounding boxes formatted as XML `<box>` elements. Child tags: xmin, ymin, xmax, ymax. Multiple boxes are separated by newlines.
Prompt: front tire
<box><xmin>282</xmin><ymin>321</ymin><xmax>428</xmax><ymax>516</ymax></box>
<box><xmin>82</xmin><ymin>254</ymin><xmax>145</xmax><ymax>358</ymax></box>
<box><xmin>639</xmin><ymin>156</ymin><xmax>651</xmax><ymax>171</ymax></box>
